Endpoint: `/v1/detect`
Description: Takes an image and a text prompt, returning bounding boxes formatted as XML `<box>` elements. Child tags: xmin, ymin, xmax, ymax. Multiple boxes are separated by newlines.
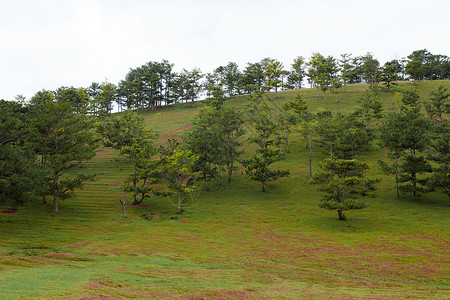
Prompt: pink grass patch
<box><xmin>46</xmin><ymin>253</ymin><xmax>92</xmax><ymax>261</ymax></box>
<box><xmin>66</xmin><ymin>240</ymin><xmax>93</xmax><ymax>249</ymax></box>
<box><xmin>17</xmin><ymin>256</ymin><xmax>63</xmax><ymax>266</ymax></box>
<box><xmin>1</xmin><ymin>209</ymin><xmax>18</xmax><ymax>214</ymax></box>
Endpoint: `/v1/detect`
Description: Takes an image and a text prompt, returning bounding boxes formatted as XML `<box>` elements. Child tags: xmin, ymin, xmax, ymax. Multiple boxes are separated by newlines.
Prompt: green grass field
<box><xmin>1</xmin><ymin>81</ymin><xmax>449</xmax><ymax>299</ymax></box>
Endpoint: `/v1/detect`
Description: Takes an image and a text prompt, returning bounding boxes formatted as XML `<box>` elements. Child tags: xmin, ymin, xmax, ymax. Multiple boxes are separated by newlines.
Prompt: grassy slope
<box><xmin>0</xmin><ymin>81</ymin><xmax>449</xmax><ymax>299</ymax></box>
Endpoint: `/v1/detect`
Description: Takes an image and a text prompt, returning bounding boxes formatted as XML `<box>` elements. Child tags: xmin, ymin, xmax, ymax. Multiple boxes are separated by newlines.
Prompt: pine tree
<box><xmin>27</xmin><ymin>95</ymin><xmax>98</xmax><ymax>212</ymax></box>
<box><xmin>243</xmin><ymin>97</ymin><xmax>289</xmax><ymax>191</ymax></box>
<box><xmin>310</xmin><ymin>159</ymin><xmax>377</xmax><ymax>220</ymax></box>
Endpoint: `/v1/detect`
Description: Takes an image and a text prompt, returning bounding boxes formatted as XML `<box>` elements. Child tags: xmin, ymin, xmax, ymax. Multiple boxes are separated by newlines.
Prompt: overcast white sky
<box><xmin>1</xmin><ymin>0</ymin><xmax>449</xmax><ymax>100</ymax></box>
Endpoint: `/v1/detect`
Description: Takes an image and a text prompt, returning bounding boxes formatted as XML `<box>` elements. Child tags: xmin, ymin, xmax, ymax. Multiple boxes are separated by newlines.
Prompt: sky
<box><xmin>1</xmin><ymin>0</ymin><xmax>449</xmax><ymax>100</ymax></box>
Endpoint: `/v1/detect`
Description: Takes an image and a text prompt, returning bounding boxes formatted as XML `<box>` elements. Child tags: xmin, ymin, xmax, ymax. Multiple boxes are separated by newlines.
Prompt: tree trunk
<box><xmin>262</xmin><ymin>181</ymin><xmax>266</xmax><ymax>192</ymax></box>
<box><xmin>412</xmin><ymin>149</ymin><xmax>417</xmax><ymax>198</ymax></box>
<box><xmin>177</xmin><ymin>193</ymin><xmax>182</xmax><ymax>214</ymax></box>
<box><xmin>308</xmin><ymin>133</ymin><xmax>313</xmax><ymax>177</ymax></box>
<box><xmin>204</xmin><ymin>173</ymin><xmax>209</xmax><ymax>191</ymax></box>
<box><xmin>228</xmin><ymin>161</ymin><xmax>233</xmax><ymax>184</ymax></box>
<box><xmin>120</xmin><ymin>194</ymin><xmax>127</xmax><ymax>218</ymax></box>
<box><xmin>132</xmin><ymin>193</ymin><xmax>144</xmax><ymax>205</ymax></box>
<box><xmin>395</xmin><ymin>155</ymin><xmax>399</xmax><ymax>198</ymax></box>
<box><xmin>337</xmin><ymin>210</ymin><xmax>346</xmax><ymax>220</ymax></box>
<box><xmin>285</xmin><ymin>130</ymin><xmax>289</xmax><ymax>153</ymax></box>
<box><xmin>53</xmin><ymin>195</ymin><xmax>58</xmax><ymax>213</ymax></box>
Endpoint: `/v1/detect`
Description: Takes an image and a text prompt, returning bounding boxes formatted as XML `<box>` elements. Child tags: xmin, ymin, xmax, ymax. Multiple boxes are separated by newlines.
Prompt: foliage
<box><xmin>243</xmin><ymin>96</ymin><xmax>289</xmax><ymax>191</ymax></box>
<box><xmin>424</xmin><ymin>85</ymin><xmax>449</xmax><ymax>121</ymax></box>
<box><xmin>98</xmin><ymin>110</ymin><xmax>156</xmax><ymax>149</ymax></box>
<box><xmin>27</xmin><ymin>96</ymin><xmax>99</xmax><ymax>212</ymax></box>
<box><xmin>400</xmin><ymin>87</ymin><xmax>421</xmax><ymax>112</ymax></box>
<box><xmin>0</xmin><ymin>145</ymin><xmax>45</xmax><ymax>207</ymax></box>
<box><xmin>159</xmin><ymin>145</ymin><xmax>198</xmax><ymax>213</ymax></box>
<box><xmin>335</xmin><ymin>112</ymin><xmax>374</xmax><ymax>159</ymax></box>
<box><xmin>396</xmin><ymin>110</ymin><xmax>432</xmax><ymax>198</ymax></box>
<box><xmin>262</xmin><ymin>58</ymin><xmax>286</xmax><ymax>97</ymax></box>
<box><xmin>378</xmin><ymin>112</ymin><xmax>407</xmax><ymax>198</ymax></box>
<box><xmin>310</xmin><ymin>158</ymin><xmax>377</xmax><ymax>220</ymax></box>
<box><xmin>242</xmin><ymin>145</ymin><xmax>290</xmax><ymax>192</ymax></box>
<box><xmin>287</xmin><ymin>56</ymin><xmax>305</xmax><ymax>89</ymax></box>
<box><xmin>184</xmin><ymin>106</ymin><xmax>223</xmax><ymax>190</ymax></box>
<box><xmin>315</xmin><ymin>111</ymin><xmax>340</xmax><ymax>159</ymax></box>
<box><xmin>121</xmin><ymin>140</ymin><xmax>159</xmax><ymax>205</ymax></box>
<box><xmin>277</xmin><ymin>103</ymin><xmax>297</xmax><ymax>153</ymax></box>
<box><xmin>379</xmin><ymin>62</ymin><xmax>400</xmax><ymax>90</ymax></box>
<box><xmin>426</xmin><ymin>121</ymin><xmax>450</xmax><ymax>203</ymax></box>
<box><xmin>356</xmin><ymin>91</ymin><xmax>384</xmax><ymax>122</ymax></box>
<box><xmin>0</xmin><ymin>100</ymin><xmax>47</xmax><ymax>206</ymax></box>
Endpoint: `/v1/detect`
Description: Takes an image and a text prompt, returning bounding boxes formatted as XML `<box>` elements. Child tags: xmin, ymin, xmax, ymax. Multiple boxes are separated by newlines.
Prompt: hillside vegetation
<box><xmin>0</xmin><ymin>81</ymin><xmax>449</xmax><ymax>299</ymax></box>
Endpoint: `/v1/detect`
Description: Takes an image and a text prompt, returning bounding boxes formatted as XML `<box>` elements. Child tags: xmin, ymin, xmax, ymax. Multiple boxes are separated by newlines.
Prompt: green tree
<box><xmin>54</xmin><ymin>86</ymin><xmax>90</xmax><ymax>114</ymax></box>
<box><xmin>331</xmin><ymin>75</ymin><xmax>343</xmax><ymax>103</ymax></box>
<box><xmin>356</xmin><ymin>91</ymin><xmax>384</xmax><ymax>123</ymax></box>
<box><xmin>315</xmin><ymin>111</ymin><xmax>341</xmax><ymax>159</ymax></box>
<box><xmin>241</xmin><ymin>62</ymin><xmax>265</xmax><ymax>95</ymax></box>
<box><xmin>424</xmin><ymin>85</ymin><xmax>449</xmax><ymax>121</ymax></box>
<box><xmin>347</xmin><ymin>56</ymin><xmax>364</xmax><ymax>84</ymax></box>
<box><xmin>243</xmin><ymin>97</ymin><xmax>289</xmax><ymax>191</ymax></box>
<box><xmin>27</xmin><ymin>94</ymin><xmax>98</xmax><ymax>212</ymax></box>
<box><xmin>223</xmin><ymin>62</ymin><xmax>242</xmax><ymax>97</ymax></box>
<box><xmin>288</xmin><ymin>56</ymin><xmax>306</xmax><ymax>89</ymax></box>
<box><xmin>98</xmin><ymin>110</ymin><xmax>154</xmax><ymax>150</ymax></box>
<box><xmin>339</xmin><ymin>53</ymin><xmax>352</xmax><ymax>92</ymax></box>
<box><xmin>288</xmin><ymin>93</ymin><xmax>315</xmax><ymax>176</ymax></box>
<box><xmin>184</xmin><ymin>106</ymin><xmax>223</xmax><ymax>191</ymax></box>
<box><xmin>278</xmin><ymin>103</ymin><xmax>297</xmax><ymax>153</ymax></box>
<box><xmin>406</xmin><ymin>49</ymin><xmax>431</xmax><ymax>82</ymax></box>
<box><xmin>426</xmin><ymin>121</ymin><xmax>450</xmax><ymax>203</ymax></box>
<box><xmin>362</xmin><ymin>53</ymin><xmax>380</xmax><ymax>89</ymax></box>
<box><xmin>317</xmin><ymin>56</ymin><xmax>338</xmax><ymax>101</ymax></box>
<box><xmin>179</xmin><ymin>68</ymin><xmax>204</xmax><ymax>107</ymax></box>
<box><xmin>0</xmin><ymin>100</ymin><xmax>46</xmax><ymax>206</ymax></box>
<box><xmin>379</xmin><ymin>62</ymin><xmax>400</xmax><ymax>90</ymax></box>
<box><xmin>335</xmin><ymin>112</ymin><xmax>374</xmax><ymax>159</ymax></box>
<box><xmin>398</xmin><ymin>111</ymin><xmax>432</xmax><ymax>198</ymax></box>
<box><xmin>307</xmin><ymin>52</ymin><xmax>325</xmax><ymax>96</ymax></box>
<box><xmin>218</xmin><ymin>106</ymin><xmax>245</xmax><ymax>183</ymax></box>
<box><xmin>401</xmin><ymin>88</ymin><xmax>421</xmax><ymax>113</ymax></box>
<box><xmin>0</xmin><ymin>145</ymin><xmax>45</xmax><ymax>206</ymax></box>
<box><xmin>120</xmin><ymin>139</ymin><xmax>159</xmax><ymax>205</ymax></box>
<box><xmin>262</xmin><ymin>58</ymin><xmax>285</xmax><ymax>97</ymax></box>
<box><xmin>378</xmin><ymin>112</ymin><xmax>407</xmax><ymax>198</ymax></box>
<box><xmin>243</xmin><ymin>145</ymin><xmax>289</xmax><ymax>192</ymax></box>
<box><xmin>160</xmin><ymin>145</ymin><xmax>198</xmax><ymax>214</ymax></box>
<box><xmin>98</xmin><ymin>81</ymin><xmax>117</xmax><ymax>114</ymax></box>
<box><xmin>310</xmin><ymin>159</ymin><xmax>377</xmax><ymax>220</ymax></box>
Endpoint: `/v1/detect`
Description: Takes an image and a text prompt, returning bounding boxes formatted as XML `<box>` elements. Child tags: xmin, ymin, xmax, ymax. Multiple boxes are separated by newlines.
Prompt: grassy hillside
<box><xmin>0</xmin><ymin>81</ymin><xmax>449</xmax><ymax>299</ymax></box>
